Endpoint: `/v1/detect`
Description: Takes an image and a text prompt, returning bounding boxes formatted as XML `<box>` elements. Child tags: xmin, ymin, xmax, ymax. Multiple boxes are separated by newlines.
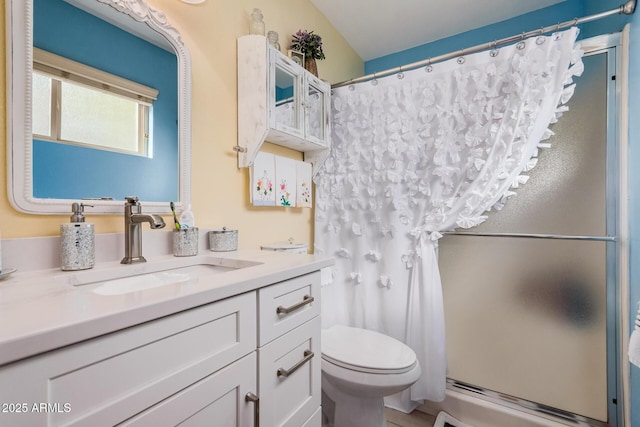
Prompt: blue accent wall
<box><xmin>33</xmin><ymin>0</ymin><xmax>178</xmax><ymax>202</ymax></box>
<box><xmin>365</xmin><ymin>0</ymin><xmax>586</xmax><ymax>74</ymax></box>
<box><xmin>366</xmin><ymin>1</ymin><xmax>639</xmax><ymax>424</ymax></box>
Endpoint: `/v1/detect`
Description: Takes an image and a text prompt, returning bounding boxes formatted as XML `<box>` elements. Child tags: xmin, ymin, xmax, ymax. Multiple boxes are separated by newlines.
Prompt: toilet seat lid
<box><xmin>321</xmin><ymin>325</ymin><xmax>417</xmax><ymax>374</ymax></box>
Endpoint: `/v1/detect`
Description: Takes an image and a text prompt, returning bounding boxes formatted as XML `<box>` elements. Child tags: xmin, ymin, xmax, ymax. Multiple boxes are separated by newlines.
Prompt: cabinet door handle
<box><xmin>276</xmin><ymin>295</ymin><xmax>314</xmax><ymax>315</ymax></box>
<box><xmin>245</xmin><ymin>392</ymin><xmax>259</xmax><ymax>427</ymax></box>
<box><xmin>277</xmin><ymin>350</ymin><xmax>314</xmax><ymax>377</ymax></box>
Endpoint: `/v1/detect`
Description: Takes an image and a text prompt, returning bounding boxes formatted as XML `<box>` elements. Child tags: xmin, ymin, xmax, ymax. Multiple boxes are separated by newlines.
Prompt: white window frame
<box><xmin>32</xmin><ymin>47</ymin><xmax>159</xmax><ymax>156</ymax></box>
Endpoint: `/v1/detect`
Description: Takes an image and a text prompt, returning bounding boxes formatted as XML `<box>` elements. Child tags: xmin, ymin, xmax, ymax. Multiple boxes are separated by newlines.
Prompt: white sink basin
<box><xmin>57</xmin><ymin>256</ymin><xmax>262</xmax><ymax>295</ymax></box>
<box><xmin>92</xmin><ymin>264</ymin><xmax>235</xmax><ymax>296</ymax></box>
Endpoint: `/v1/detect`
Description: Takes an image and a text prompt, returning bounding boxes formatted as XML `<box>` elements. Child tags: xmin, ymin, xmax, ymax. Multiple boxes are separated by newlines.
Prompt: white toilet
<box><xmin>321</xmin><ymin>325</ymin><xmax>421</xmax><ymax>427</ymax></box>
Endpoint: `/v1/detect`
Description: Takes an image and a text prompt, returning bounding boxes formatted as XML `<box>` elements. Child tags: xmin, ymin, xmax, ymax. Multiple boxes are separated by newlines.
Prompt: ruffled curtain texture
<box><xmin>314</xmin><ymin>28</ymin><xmax>584</xmax><ymax>411</ymax></box>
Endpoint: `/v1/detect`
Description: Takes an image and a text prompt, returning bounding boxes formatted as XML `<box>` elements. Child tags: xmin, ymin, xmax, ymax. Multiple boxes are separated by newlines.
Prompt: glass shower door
<box><xmin>438</xmin><ymin>43</ymin><xmax>617</xmax><ymax>425</ymax></box>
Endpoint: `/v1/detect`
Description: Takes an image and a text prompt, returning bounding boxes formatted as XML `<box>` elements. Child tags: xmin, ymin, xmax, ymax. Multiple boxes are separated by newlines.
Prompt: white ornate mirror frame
<box><xmin>6</xmin><ymin>0</ymin><xmax>192</xmax><ymax>214</ymax></box>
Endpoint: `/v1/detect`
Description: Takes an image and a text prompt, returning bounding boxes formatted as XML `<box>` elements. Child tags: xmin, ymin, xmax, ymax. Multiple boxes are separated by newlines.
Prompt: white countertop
<box><xmin>0</xmin><ymin>249</ymin><xmax>333</xmax><ymax>366</ymax></box>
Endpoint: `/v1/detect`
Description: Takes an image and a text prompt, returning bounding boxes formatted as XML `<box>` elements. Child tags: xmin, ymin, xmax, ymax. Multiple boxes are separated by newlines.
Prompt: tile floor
<box><xmin>386</xmin><ymin>408</ymin><xmax>436</xmax><ymax>427</ymax></box>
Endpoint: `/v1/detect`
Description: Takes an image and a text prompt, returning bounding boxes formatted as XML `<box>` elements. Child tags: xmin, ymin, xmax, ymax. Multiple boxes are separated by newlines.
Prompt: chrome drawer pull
<box><xmin>245</xmin><ymin>392</ymin><xmax>259</xmax><ymax>427</ymax></box>
<box><xmin>276</xmin><ymin>295</ymin><xmax>314</xmax><ymax>315</ymax></box>
<box><xmin>277</xmin><ymin>350</ymin><xmax>314</xmax><ymax>377</ymax></box>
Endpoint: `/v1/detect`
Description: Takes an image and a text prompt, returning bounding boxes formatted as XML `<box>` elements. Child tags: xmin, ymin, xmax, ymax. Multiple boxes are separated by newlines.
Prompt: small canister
<box><xmin>209</xmin><ymin>227</ymin><xmax>238</xmax><ymax>252</ymax></box>
<box><xmin>173</xmin><ymin>227</ymin><xmax>199</xmax><ymax>257</ymax></box>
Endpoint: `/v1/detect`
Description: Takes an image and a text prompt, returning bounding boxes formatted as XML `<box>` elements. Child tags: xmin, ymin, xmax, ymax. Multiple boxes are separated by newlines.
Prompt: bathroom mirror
<box><xmin>6</xmin><ymin>0</ymin><xmax>192</xmax><ymax>214</ymax></box>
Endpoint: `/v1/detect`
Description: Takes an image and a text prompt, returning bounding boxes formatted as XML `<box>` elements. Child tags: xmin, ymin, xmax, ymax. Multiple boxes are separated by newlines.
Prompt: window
<box><xmin>32</xmin><ymin>48</ymin><xmax>159</xmax><ymax>157</ymax></box>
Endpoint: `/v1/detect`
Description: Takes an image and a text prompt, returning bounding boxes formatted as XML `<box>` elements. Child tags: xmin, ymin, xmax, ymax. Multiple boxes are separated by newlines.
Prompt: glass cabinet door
<box><xmin>267</xmin><ymin>49</ymin><xmax>330</xmax><ymax>151</ymax></box>
<box><xmin>272</xmin><ymin>60</ymin><xmax>301</xmax><ymax>135</ymax></box>
<box><xmin>305</xmin><ymin>79</ymin><xmax>326</xmax><ymax>145</ymax></box>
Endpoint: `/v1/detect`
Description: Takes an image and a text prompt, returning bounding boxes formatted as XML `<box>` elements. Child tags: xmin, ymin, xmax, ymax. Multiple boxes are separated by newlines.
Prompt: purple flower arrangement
<box><xmin>290</xmin><ymin>30</ymin><xmax>326</xmax><ymax>60</ymax></box>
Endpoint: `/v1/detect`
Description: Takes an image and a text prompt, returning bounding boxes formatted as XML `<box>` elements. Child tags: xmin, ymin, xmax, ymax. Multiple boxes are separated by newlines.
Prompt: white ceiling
<box><xmin>310</xmin><ymin>0</ymin><xmax>567</xmax><ymax>61</ymax></box>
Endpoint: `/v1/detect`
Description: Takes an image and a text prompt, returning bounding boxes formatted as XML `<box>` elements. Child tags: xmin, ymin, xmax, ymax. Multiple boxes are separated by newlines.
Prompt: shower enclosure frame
<box><xmin>436</xmin><ymin>32</ymin><xmax>629</xmax><ymax>427</ymax></box>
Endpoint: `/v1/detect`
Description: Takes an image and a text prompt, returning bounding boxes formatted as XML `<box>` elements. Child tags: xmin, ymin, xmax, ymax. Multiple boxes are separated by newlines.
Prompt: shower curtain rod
<box><xmin>332</xmin><ymin>0</ymin><xmax>636</xmax><ymax>88</ymax></box>
<box><xmin>440</xmin><ymin>231</ymin><xmax>616</xmax><ymax>242</ymax></box>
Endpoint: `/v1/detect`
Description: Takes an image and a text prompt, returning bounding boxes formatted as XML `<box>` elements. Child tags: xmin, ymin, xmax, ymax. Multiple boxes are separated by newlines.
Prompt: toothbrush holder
<box><xmin>173</xmin><ymin>227</ymin><xmax>199</xmax><ymax>257</ymax></box>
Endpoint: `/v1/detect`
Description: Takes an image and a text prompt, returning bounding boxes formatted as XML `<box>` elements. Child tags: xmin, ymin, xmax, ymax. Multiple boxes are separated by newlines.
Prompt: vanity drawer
<box><xmin>0</xmin><ymin>292</ymin><xmax>256</xmax><ymax>427</ymax></box>
<box><xmin>258</xmin><ymin>316</ymin><xmax>321</xmax><ymax>427</ymax></box>
<box><xmin>301</xmin><ymin>407</ymin><xmax>322</xmax><ymax>427</ymax></box>
<box><xmin>258</xmin><ymin>271</ymin><xmax>320</xmax><ymax>346</ymax></box>
<box><xmin>119</xmin><ymin>352</ymin><xmax>257</xmax><ymax>427</ymax></box>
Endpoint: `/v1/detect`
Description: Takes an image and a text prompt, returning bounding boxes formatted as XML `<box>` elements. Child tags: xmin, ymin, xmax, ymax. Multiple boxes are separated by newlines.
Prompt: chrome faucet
<box><xmin>121</xmin><ymin>196</ymin><xmax>166</xmax><ymax>264</ymax></box>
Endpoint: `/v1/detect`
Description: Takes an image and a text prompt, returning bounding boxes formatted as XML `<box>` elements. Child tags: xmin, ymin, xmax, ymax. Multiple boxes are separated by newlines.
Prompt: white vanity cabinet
<box><xmin>0</xmin><ymin>271</ymin><xmax>322</xmax><ymax>427</ymax></box>
<box><xmin>0</xmin><ymin>292</ymin><xmax>257</xmax><ymax>427</ymax></box>
<box><xmin>258</xmin><ymin>272</ymin><xmax>322</xmax><ymax>427</ymax></box>
<box><xmin>120</xmin><ymin>352</ymin><xmax>258</xmax><ymax>427</ymax></box>
<box><xmin>237</xmin><ymin>35</ymin><xmax>331</xmax><ymax>177</ymax></box>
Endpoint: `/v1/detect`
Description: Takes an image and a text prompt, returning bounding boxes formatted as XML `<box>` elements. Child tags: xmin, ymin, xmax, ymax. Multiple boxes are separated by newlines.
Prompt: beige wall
<box><xmin>0</xmin><ymin>0</ymin><xmax>363</xmax><ymax>250</ymax></box>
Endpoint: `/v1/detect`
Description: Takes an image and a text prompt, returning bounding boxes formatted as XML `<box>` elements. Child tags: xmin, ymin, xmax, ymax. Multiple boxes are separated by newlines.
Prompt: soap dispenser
<box><xmin>60</xmin><ymin>202</ymin><xmax>95</xmax><ymax>271</ymax></box>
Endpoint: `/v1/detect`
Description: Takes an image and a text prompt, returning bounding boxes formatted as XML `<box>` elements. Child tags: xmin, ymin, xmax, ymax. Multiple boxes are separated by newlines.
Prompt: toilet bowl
<box><xmin>321</xmin><ymin>325</ymin><xmax>421</xmax><ymax>427</ymax></box>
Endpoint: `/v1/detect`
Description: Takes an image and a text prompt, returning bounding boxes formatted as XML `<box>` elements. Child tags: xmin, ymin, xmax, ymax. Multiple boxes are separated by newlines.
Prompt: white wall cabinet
<box><xmin>237</xmin><ymin>35</ymin><xmax>331</xmax><ymax>177</ymax></box>
<box><xmin>0</xmin><ymin>271</ymin><xmax>322</xmax><ymax>427</ymax></box>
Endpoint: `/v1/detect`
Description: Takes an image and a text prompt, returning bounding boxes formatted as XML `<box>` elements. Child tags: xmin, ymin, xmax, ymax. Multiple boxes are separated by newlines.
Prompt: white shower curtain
<box><xmin>314</xmin><ymin>27</ymin><xmax>584</xmax><ymax>411</ymax></box>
